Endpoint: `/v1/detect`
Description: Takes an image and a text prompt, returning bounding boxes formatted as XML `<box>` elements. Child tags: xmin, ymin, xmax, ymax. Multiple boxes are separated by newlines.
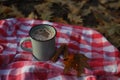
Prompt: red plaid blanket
<box><xmin>0</xmin><ymin>18</ymin><xmax>120</xmax><ymax>80</ymax></box>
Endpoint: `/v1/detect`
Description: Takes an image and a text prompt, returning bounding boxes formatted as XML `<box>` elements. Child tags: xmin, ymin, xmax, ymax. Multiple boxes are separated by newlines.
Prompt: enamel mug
<box><xmin>20</xmin><ymin>24</ymin><xmax>56</xmax><ymax>61</ymax></box>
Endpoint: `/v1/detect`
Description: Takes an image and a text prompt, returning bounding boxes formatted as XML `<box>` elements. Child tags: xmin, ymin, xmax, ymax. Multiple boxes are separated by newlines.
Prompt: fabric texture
<box><xmin>0</xmin><ymin>18</ymin><xmax>120</xmax><ymax>80</ymax></box>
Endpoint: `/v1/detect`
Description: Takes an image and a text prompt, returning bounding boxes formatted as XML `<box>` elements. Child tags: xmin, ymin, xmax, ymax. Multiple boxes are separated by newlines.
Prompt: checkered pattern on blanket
<box><xmin>0</xmin><ymin>18</ymin><xmax>120</xmax><ymax>80</ymax></box>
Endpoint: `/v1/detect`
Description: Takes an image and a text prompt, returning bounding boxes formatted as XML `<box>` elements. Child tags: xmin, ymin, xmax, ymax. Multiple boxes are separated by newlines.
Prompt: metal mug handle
<box><xmin>20</xmin><ymin>37</ymin><xmax>32</xmax><ymax>52</ymax></box>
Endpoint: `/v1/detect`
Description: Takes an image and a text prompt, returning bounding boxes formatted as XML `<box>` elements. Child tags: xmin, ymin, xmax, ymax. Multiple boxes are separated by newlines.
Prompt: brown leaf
<box><xmin>99</xmin><ymin>0</ymin><xmax>108</xmax><ymax>4</ymax></box>
<box><xmin>63</xmin><ymin>53</ymin><xmax>75</xmax><ymax>73</ymax></box>
<box><xmin>68</xmin><ymin>13</ymin><xmax>83</xmax><ymax>24</ymax></box>
<box><xmin>63</xmin><ymin>53</ymin><xmax>90</xmax><ymax>77</ymax></box>
<box><xmin>27</xmin><ymin>12</ymin><xmax>38</xmax><ymax>19</ymax></box>
<box><xmin>107</xmin><ymin>1</ymin><xmax>120</xmax><ymax>9</ymax></box>
<box><xmin>9</xmin><ymin>5</ymin><xmax>24</xmax><ymax>18</ymax></box>
<box><xmin>40</xmin><ymin>10</ymin><xmax>53</xmax><ymax>20</ymax></box>
<box><xmin>52</xmin><ymin>17</ymin><xmax>68</xmax><ymax>24</ymax></box>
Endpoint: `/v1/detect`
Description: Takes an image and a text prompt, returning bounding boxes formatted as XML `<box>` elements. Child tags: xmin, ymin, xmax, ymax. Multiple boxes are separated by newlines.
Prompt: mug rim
<box><xmin>29</xmin><ymin>24</ymin><xmax>57</xmax><ymax>42</ymax></box>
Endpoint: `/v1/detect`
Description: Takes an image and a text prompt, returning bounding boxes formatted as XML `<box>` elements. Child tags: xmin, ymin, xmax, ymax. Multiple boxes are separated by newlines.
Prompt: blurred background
<box><xmin>0</xmin><ymin>0</ymin><xmax>120</xmax><ymax>50</ymax></box>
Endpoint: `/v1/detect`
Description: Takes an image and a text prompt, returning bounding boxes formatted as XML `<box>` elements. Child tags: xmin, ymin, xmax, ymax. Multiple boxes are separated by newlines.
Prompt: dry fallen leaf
<box><xmin>8</xmin><ymin>5</ymin><xmax>24</xmax><ymax>18</ymax></box>
<box><xmin>99</xmin><ymin>0</ymin><xmax>108</xmax><ymax>4</ymax></box>
<box><xmin>107</xmin><ymin>1</ymin><xmax>120</xmax><ymax>9</ymax></box>
<box><xmin>27</xmin><ymin>12</ymin><xmax>38</xmax><ymax>19</ymax></box>
<box><xmin>63</xmin><ymin>53</ymin><xmax>90</xmax><ymax>77</ymax></box>
<box><xmin>52</xmin><ymin>17</ymin><xmax>68</xmax><ymax>24</ymax></box>
<box><xmin>0</xmin><ymin>5</ymin><xmax>24</xmax><ymax>19</ymax></box>
<box><xmin>0</xmin><ymin>5</ymin><xmax>12</xmax><ymax>14</ymax></box>
<box><xmin>68</xmin><ymin>13</ymin><xmax>83</xmax><ymax>24</ymax></box>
